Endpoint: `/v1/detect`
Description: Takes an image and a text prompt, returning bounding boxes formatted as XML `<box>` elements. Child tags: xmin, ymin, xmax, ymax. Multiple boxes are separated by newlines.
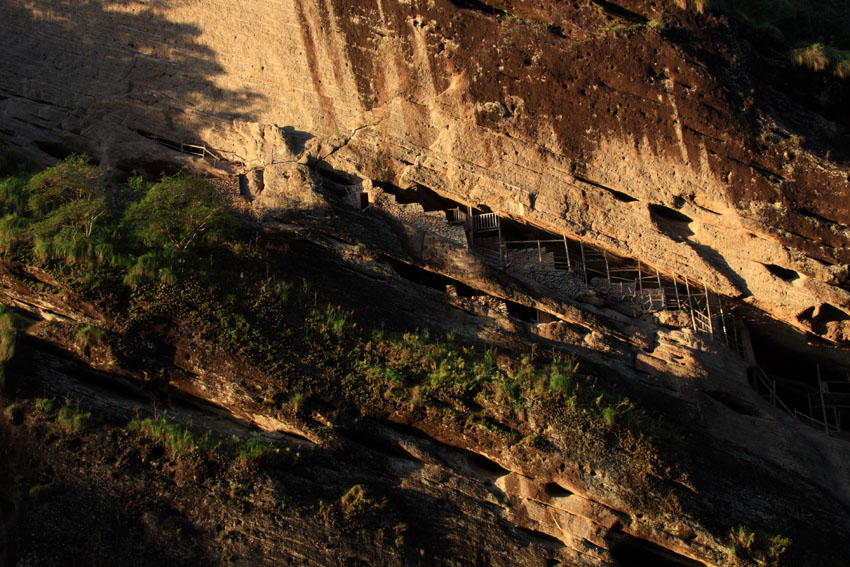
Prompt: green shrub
<box><xmin>0</xmin><ymin>305</ymin><xmax>17</xmax><ymax>389</ymax></box>
<box><xmin>0</xmin><ymin>177</ymin><xmax>30</xmax><ymax>216</ymax></box>
<box><xmin>647</xmin><ymin>19</ymin><xmax>669</xmax><ymax>31</ymax></box>
<box><xmin>678</xmin><ymin>0</ymin><xmax>850</xmax><ymax>77</ymax></box>
<box><xmin>835</xmin><ymin>57</ymin><xmax>850</xmax><ymax>78</ymax></box>
<box><xmin>339</xmin><ymin>484</ymin><xmax>380</xmax><ymax>519</ymax></box>
<box><xmin>123</xmin><ymin>173</ymin><xmax>237</xmax><ymax>254</ymax></box>
<box><xmin>25</xmin><ymin>154</ymin><xmax>104</xmax><ymax>216</ymax></box>
<box><xmin>57</xmin><ymin>401</ymin><xmax>90</xmax><ymax>435</ymax></box>
<box><xmin>75</xmin><ymin>325</ymin><xmax>108</xmax><ymax>348</ymax></box>
<box><xmin>34</xmin><ymin>397</ymin><xmax>53</xmax><ymax>414</ymax></box>
<box><xmin>9</xmin><ymin>154</ymin><xmax>120</xmax><ymax>269</ymax></box>
<box><xmin>729</xmin><ymin>525</ymin><xmax>792</xmax><ymax>566</ymax></box>
<box><xmin>767</xmin><ymin>534</ymin><xmax>792</xmax><ymax>562</ymax></box>
<box><xmin>237</xmin><ymin>436</ymin><xmax>276</xmax><ymax>466</ymax></box>
<box><xmin>601</xmin><ymin>406</ymin><xmax>618</xmax><ymax>427</ymax></box>
<box><xmin>547</xmin><ymin>359</ymin><xmax>578</xmax><ymax>393</ymax></box>
<box><xmin>289</xmin><ymin>391</ymin><xmax>305</xmax><ymax>409</ymax></box>
<box><xmin>791</xmin><ymin>43</ymin><xmax>830</xmax><ymax>71</ymax></box>
<box><xmin>123</xmin><ymin>250</ymin><xmax>179</xmax><ymax>288</ymax></box>
<box><xmin>128</xmin><ymin>414</ymin><xmax>281</xmax><ymax>466</ymax></box>
<box><xmin>127</xmin><ymin>415</ymin><xmax>204</xmax><ymax>462</ymax></box>
<box><xmin>308</xmin><ymin>304</ymin><xmax>356</xmax><ymax>341</ymax></box>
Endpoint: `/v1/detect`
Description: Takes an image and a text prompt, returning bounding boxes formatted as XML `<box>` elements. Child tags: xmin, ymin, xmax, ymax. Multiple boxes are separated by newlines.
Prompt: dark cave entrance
<box><xmin>748</xmin><ymin>318</ymin><xmax>850</xmax><ymax>433</ymax></box>
<box><xmin>608</xmin><ymin>533</ymin><xmax>705</xmax><ymax>567</ymax></box>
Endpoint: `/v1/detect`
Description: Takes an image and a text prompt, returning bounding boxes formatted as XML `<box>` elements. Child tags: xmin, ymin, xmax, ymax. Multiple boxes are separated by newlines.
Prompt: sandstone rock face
<box><xmin>655</xmin><ymin>309</ymin><xmax>692</xmax><ymax>329</ymax></box>
<box><xmin>1</xmin><ymin>0</ymin><xmax>849</xmax><ymax>351</ymax></box>
<box><xmin>252</xmin><ymin>163</ymin><xmax>327</xmax><ymax>217</ymax></box>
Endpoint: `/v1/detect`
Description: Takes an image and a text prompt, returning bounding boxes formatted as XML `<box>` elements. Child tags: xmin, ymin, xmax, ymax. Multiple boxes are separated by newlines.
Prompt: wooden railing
<box><xmin>446</xmin><ymin>207</ymin><xmax>467</xmax><ymax>225</ymax></box>
<box><xmin>143</xmin><ymin>134</ymin><xmax>244</xmax><ymax>170</ymax></box>
<box><xmin>752</xmin><ymin>367</ymin><xmax>795</xmax><ymax>418</ymax></box>
<box><xmin>471</xmin><ymin>213</ymin><xmax>500</xmax><ymax>231</ymax></box>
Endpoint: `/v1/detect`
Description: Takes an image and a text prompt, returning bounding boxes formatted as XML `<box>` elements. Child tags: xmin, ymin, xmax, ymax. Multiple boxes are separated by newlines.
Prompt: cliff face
<box><xmin>2</xmin><ymin>0</ymin><xmax>850</xmax><ymax>352</ymax></box>
<box><xmin>0</xmin><ymin>0</ymin><xmax>850</xmax><ymax>350</ymax></box>
<box><xmin>3</xmin><ymin>4</ymin><xmax>850</xmax><ymax>561</ymax></box>
<box><xmin>1</xmin><ymin>216</ymin><xmax>847</xmax><ymax>567</ymax></box>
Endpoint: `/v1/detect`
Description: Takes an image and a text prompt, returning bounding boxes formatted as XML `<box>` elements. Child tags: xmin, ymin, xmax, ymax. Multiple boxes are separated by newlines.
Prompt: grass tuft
<box><xmin>791</xmin><ymin>43</ymin><xmax>829</xmax><ymax>71</ymax></box>
<box><xmin>57</xmin><ymin>400</ymin><xmax>90</xmax><ymax>435</ymax></box>
<box><xmin>75</xmin><ymin>325</ymin><xmax>108</xmax><ymax>348</ymax></box>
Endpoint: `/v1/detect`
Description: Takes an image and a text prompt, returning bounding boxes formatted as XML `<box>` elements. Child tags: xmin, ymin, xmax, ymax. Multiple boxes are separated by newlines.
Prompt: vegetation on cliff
<box><xmin>0</xmin><ymin>150</ymin><xmax>802</xmax><ymax>566</ymax></box>
<box><xmin>676</xmin><ymin>0</ymin><xmax>850</xmax><ymax>76</ymax></box>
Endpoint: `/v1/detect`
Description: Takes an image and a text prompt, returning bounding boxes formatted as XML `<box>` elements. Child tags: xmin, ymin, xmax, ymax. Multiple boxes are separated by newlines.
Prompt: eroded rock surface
<box><xmin>1</xmin><ymin>0</ymin><xmax>849</xmax><ymax>348</ymax></box>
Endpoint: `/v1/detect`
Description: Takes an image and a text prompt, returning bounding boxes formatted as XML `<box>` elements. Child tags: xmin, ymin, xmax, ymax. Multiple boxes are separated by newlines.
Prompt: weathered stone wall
<box><xmin>373</xmin><ymin>190</ymin><xmax>468</xmax><ymax>247</ymax></box>
<box><xmin>1</xmin><ymin>0</ymin><xmax>849</xmax><ymax>349</ymax></box>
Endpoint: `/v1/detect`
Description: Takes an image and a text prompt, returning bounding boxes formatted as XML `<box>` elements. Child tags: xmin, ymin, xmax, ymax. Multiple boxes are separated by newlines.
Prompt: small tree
<box><xmin>123</xmin><ymin>173</ymin><xmax>236</xmax><ymax>254</ymax></box>
<box><xmin>25</xmin><ymin>154</ymin><xmax>104</xmax><ymax>217</ymax></box>
<box><xmin>22</xmin><ymin>155</ymin><xmax>113</xmax><ymax>265</ymax></box>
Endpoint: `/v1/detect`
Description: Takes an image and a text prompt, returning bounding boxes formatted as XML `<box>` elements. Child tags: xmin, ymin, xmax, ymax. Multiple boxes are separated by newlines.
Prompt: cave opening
<box><xmin>606</xmin><ymin>188</ymin><xmax>640</xmax><ymax>202</ymax></box>
<box><xmin>748</xmin><ymin>317</ymin><xmax>850</xmax><ymax>432</ymax></box>
<box><xmin>373</xmin><ymin>180</ymin><xmax>465</xmax><ymax>213</ymax></box>
<box><xmin>609</xmin><ymin>533</ymin><xmax>705</xmax><ymax>567</ymax></box>
<box><xmin>648</xmin><ymin>204</ymin><xmax>695</xmax><ymax>240</ymax></box>
<box><xmin>505</xmin><ymin>301</ymin><xmax>538</xmax><ymax>323</ymax></box>
<box><xmin>447</xmin><ymin>0</ymin><xmax>508</xmax><ymax>17</ymax></box>
<box><xmin>764</xmin><ymin>263</ymin><xmax>800</xmax><ymax>282</ymax></box>
<box><xmin>543</xmin><ymin>482</ymin><xmax>572</xmax><ymax>498</ymax></box>
<box><xmin>383</xmin><ymin>256</ymin><xmax>546</xmax><ymax>325</ymax></box>
<box><xmin>384</xmin><ymin>256</ymin><xmax>476</xmax><ymax>297</ymax></box>
<box><xmin>33</xmin><ymin>140</ymin><xmax>74</xmax><ymax>161</ymax></box>
<box><xmin>649</xmin><ymin>204</ymin><xmax>693</xmax><ymax>224</ymax></box>
<box><xmin>464</xmin><ymin>450</ymin><xmax>510</xmax><ymax>478</ymax></box>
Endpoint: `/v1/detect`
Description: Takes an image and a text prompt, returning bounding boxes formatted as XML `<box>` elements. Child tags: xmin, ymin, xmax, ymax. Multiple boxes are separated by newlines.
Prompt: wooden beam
<box><xmin>719</xmin><ymin>298</ymin><xmax>730</xmax><ymax>347</ymax></box>
<box><xmin>580</xmin><ymin>241</ymin><xmax>588</xmax><ymax>287</ymax></box>
<box><xmin>818</xmin><ymin>364</ymin><xmax>829</xmax><ymax>434</ymax></box>
<box><xmin>673</xmin><ymin>274</ymin><xmax>681</xmax><ymax>310</ymax></box>
<box><xmin>684</xmin><ymin>275</ymin><xmax>696</xmax><ymax>331</ymax></box>
<box><xmin>655</xmin><ymin>268</ymin><xmax>664</xmax><ymax>309</ymax></box>
<box><xmin>637</xmin><ymin>260</ymin><xmax>642</xmax><ymax>293</ymax></box>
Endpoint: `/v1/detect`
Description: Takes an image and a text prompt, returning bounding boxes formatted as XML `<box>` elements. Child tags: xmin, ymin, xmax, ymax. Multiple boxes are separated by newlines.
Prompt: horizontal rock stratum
<box><xmin>1</xmin><ymin>0</ymin><xmax>849</xmax><ymax>351</ymax></box>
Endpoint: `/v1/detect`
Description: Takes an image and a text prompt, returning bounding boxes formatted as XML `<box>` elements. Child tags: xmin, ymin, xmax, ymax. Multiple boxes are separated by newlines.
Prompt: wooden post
<box><xmin>704</xmin><ymin>282</ymin><xmax>713</xmax><ymax>335</ymax></box>
<box><xmin>673</xmin><ymin>274</ymin><xmax>681</xmax><ymax>309</ymax></box>
<box><xmin>684</xmin><ymin>275</ymin><xmax>696</xmax><ymax>331</ymax></box>
<box><xmin>537</xmin><ymin>240</ymin><xmax>542</xmax><ymax>263</ymax></box>
<box><xmin>817</xmin><ymin>364</ymin><xmax>829</xmax><ymax>434</ymax></box>
<box><xmin>563</xmin><ymin>233</ymin><xmax>570</xmax><ymax>270</ymax></box>
<box><xmin>719</xmin><ymin>299</ymin><xmax>730</xmax><ymax>347</ymax></box>
<box><xmin>655</xmin><ymin>268</ymin><xmax>664</xmax><ymax>309</ymax></box>
<box><xmin>637</xmin><ymin>260</ymin><xmax>643</xmax><ymax>293</ymax></box>
<box><xmin>497</xmin><ymin>220</ymin><xmax>504</xmax><ymax>268</ymax></box>
<box><xmin>468</xmin><ymin>206</ymin><xmax>474</xmax><ymax>250</ymax></box>
<box><xmin>580</xmin><ymin>242</ymin><xmax>588</xmax><ymax>287</ymax></box>
<box><xmin>603</xmin><ymin>251</ymin><xmax>611</xmax><ymax>286</ymax></box>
